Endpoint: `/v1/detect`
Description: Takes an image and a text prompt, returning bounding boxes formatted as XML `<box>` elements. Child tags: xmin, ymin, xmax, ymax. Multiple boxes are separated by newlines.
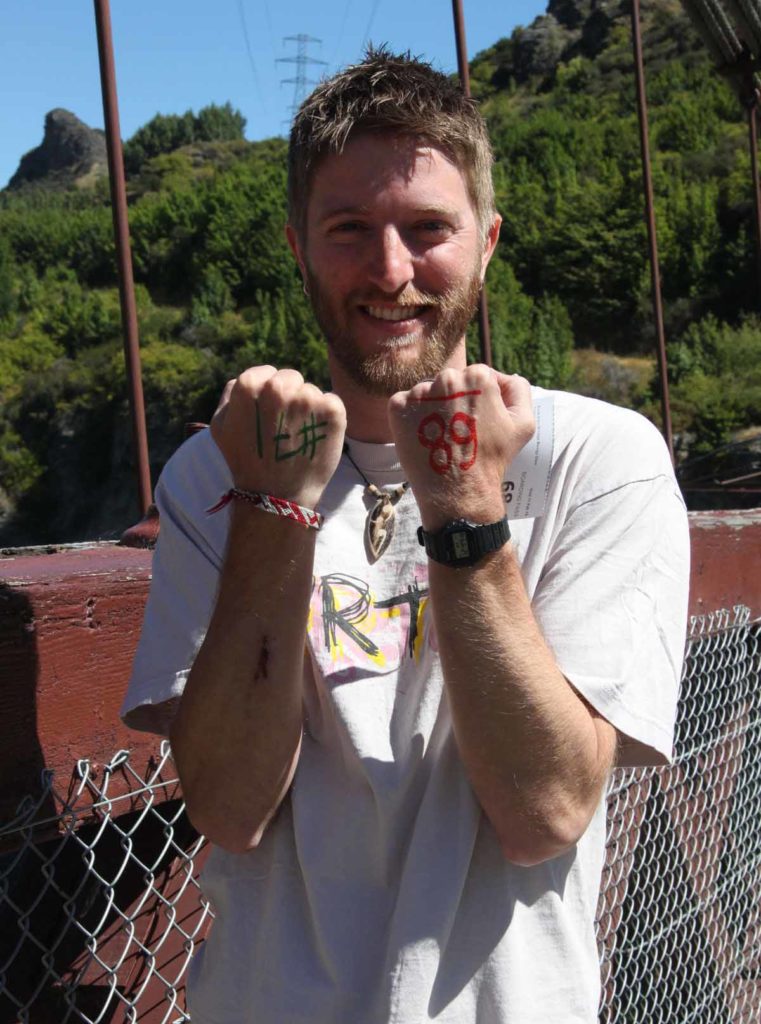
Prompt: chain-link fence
<box><xmin>598</xmin><ymin>606</ymin><xmax>760</xmax><ymax>1023</ymax></box>
<box><xmin>0</xmin><ymin>746</ymin><xmax>211</xmax><ymax>1024</ymax></box>
<box><xmin>1</xmin><ymin>607</ymin><xmax>759</xmax><ymax>1023</ymax></box>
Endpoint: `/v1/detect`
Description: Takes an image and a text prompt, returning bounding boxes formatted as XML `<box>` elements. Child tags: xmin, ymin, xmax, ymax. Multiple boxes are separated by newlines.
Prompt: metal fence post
<box><xmin>451</xmin><ymin>0</ymin><xmax>493</xmax><ymax>368</ymax></box>
<box><xmin>630</xmin><ymin>0</ymin><xmax>674</xmax><ymax>462</ymax></box>
<box><xmin>93</xmin><ymin>0</ymin><xmax>152</xmax><ymax>516</ymax></box>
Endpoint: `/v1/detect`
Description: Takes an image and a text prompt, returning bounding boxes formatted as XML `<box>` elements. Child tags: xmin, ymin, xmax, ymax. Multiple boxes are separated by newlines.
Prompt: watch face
<box><xmin>451</xmin><ymin>530</ymin><xmax>471</xmax><ymax>560</ymax></box>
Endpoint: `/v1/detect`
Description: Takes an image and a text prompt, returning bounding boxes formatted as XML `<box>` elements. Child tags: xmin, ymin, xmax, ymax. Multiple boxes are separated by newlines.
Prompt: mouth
<box><xmin>362</xmin><ymin>304</ymin><xmax>430</xmax><ymax>322</ymax></box>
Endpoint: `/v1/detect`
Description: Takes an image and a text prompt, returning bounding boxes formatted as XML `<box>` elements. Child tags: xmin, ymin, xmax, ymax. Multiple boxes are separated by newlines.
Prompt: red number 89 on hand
<box><xmin>417</xmin><ymin>412</ymin><xmax>478</xmax><ymax>475</ymax></box>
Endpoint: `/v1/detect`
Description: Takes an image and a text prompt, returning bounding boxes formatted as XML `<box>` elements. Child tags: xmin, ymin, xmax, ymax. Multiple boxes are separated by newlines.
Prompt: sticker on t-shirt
<box><xmin>503</xmin><ymin>393</ymin><xmax>554</xmax><ymax>519</ymax></box>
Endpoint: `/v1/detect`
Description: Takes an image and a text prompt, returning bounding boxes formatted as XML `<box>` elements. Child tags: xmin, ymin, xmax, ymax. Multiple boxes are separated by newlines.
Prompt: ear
<box><xmin>285</xmin><ymin>223</ymin><xmax>307</xmax><ymax>281</ymax></box>
<box><xmin>479</xmin><ymin>214</ymin><xmax>502</xmax><ymax>282</ymax></box>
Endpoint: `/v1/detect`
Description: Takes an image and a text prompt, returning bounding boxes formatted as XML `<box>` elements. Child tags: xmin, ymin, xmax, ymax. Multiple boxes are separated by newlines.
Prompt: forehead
<box><xmin>306</xmin><ymin>133</ymin><xmax>474</xmax><ymax>220</ymax></box>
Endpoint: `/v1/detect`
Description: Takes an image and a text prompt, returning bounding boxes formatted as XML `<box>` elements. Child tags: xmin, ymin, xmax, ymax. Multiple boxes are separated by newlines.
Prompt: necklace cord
<box><xmin>342</xmin><ymin>443</ymin><xmax>411</xmax><ymax>562</ymax></box>
<box><xmin>342</xmin><ymin>443</ymin><xmax>410</xmax><ymax>499</ymax></box>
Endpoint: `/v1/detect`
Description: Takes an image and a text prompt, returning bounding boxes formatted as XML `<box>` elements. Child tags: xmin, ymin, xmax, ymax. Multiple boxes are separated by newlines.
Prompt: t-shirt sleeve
<box><xmin>531</xmin><ymin>433</ymin><xmax>690</xmax><ymax>766</ymax></box>
<box><xmin>120</xmin><ymin>430</ymin><xmax>231</xmax><ymax>735</ymax></box>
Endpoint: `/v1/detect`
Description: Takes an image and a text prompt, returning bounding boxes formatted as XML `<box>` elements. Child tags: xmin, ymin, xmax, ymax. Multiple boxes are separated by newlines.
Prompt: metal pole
<box><xmin>452</xmin><ymin>0</ymin><xmax>471</xmax><ymax>95</ymax></box>
<box><xmin>451</xmin><ymin>0</ymin><xmax>493</xmax><ymax>367</ymax></box>
<box><xmin>747</xmin><ymin>88</ymin><xmax>761</xmax><ymax>305</ymax></box>
<box><xmin>93</xmin><ymin>0</ymin><xmax>152</xmax><ymax>515</ymax></box>
<box><xmin>630</xmin><ymin>0</ymin><xmax>674</xmax><ymax>461</ymax></box>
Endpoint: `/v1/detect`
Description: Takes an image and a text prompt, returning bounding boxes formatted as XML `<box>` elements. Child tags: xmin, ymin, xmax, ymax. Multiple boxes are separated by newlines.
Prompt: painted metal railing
<box><xmin>1</xmin><ymin>607</ymin><xmax>758</xmax><ymax>1023</ymax></box>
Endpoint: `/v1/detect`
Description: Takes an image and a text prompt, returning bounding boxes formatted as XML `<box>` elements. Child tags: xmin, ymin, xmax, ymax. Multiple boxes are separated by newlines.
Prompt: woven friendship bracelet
<box><xmin>206</xmin><ymin>488</ymin><xmax>323</xmax><ymax>529</ymax></box>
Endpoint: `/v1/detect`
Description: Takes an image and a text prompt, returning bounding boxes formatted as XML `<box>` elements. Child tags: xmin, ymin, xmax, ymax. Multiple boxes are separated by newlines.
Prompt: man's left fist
<box><xmin>387</xmin><ymin>365</ymin><xmax>535</xmax><ymax>531</ymax></box>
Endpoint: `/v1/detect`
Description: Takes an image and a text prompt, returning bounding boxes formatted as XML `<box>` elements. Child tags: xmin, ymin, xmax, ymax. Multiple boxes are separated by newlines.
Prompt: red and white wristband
<box><xmin>206</xmin><ymin>488</ymin><xmax>323</xmax><ymax>529</ymax></box>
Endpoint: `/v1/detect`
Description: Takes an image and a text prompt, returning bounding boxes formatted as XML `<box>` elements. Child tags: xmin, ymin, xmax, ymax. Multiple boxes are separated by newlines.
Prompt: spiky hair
<box><xmin>287</xmin><ymin>46</ymin><xmax>496</xmax><ymax>239</ymax></box>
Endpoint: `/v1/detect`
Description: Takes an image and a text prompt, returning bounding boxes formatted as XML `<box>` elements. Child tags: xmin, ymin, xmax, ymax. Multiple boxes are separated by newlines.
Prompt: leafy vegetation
<box><xmin>1</xmin><ymin>2</ymin><xmax>759</xmax><ymax>542</ymax></box>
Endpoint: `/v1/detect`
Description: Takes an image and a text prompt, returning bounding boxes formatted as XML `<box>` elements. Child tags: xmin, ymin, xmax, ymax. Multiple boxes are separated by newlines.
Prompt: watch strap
<box><xmin>417</xmin><ymin>515</ymin><xmax>510</xmax><ymax>567</ymax></box>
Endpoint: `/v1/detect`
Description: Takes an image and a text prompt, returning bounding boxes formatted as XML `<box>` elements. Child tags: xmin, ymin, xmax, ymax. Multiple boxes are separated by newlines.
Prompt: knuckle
<box><xmin>300</xmin><ymin>382</ymin><xmax>324</xmax><ymax>403</ymax></box>
<box><xmin>437</xmin><ymin>368</ymin><xmax>458</xmax><ymax>388</ymax></box>
<box><xmin>405</xmin><ymin>381</ymin><xmax>427</xmax><ymax>403</ymax></box>
<box><xmin>276</xmin><ymin>368</ymin><xmax>304</xmax><ymax>386</ymax></box>
<box><xmin>266</xmin><ymin>368</ymin><xmax>304</xmax><ymax>400</ymax></box>
<box><xmin>467</xmin><ymin>363</ymin><xmax>490</xmax><ymax>383</ymax></box>
<box><xmin>236</xmin><ymin>368</ymin><xmax>269</xmax><ymax>397</ymax></box>
<box><xmin>321</xmin><ymin>392</ymin><xmax>346</xmax><ymax>421</ymax></box>
<box><xmin>386</xmin><ymin>393</ymin><xmax>404</xmax><ymax>418</ymax></box>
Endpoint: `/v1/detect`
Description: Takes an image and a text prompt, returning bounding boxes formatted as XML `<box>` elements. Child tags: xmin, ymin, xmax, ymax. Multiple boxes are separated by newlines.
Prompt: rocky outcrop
<box><xmin>490</xmin><ymin>0</ymin><xmax>626</xmax><ymax>85</ymax></box>
<box><xmin>512</xmin><ymin>15</ymin><xmax>570</xmax><ymax>80</ymax></box>
<box><xmin>548</xmin><ymin>0</ymin><xmax>593</xmax><ymax>30</ymax></box>
<box><xmin>7</xmin><ymin>109</ymin><xmax>107</xmax><ymax>191</ymax></box>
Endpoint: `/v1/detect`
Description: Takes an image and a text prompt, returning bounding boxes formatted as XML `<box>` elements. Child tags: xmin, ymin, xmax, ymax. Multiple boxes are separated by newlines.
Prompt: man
<box><xmin>121</xmin><ymin>48</ymin><xmax>690</xmax><ymax>1023</ymax></box>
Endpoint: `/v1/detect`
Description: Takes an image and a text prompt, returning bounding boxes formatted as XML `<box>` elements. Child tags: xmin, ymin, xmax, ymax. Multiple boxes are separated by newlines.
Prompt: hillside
<box><xmin>1</xmin><ymin>0</ymin><xmax>759</xmax><ymax>544</ymax></box>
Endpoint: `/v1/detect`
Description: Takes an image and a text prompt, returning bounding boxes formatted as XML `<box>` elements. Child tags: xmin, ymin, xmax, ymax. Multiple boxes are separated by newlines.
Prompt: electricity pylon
<box><xmin>277</xmin><ymin>34</ymin><xmax>328</xmax><ymax>121</ymax></box>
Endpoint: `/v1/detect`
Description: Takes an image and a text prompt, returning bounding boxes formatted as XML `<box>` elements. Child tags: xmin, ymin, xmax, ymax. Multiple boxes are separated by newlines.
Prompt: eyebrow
<box><xmin>317</xmin><ymin>204</ymin><xmax>371</xmax><ymax>223</ymax></box>
<box><xmin>317</xmin><ymin>204</ymin><xmax>460</xmax><ymax>223</ymax></box>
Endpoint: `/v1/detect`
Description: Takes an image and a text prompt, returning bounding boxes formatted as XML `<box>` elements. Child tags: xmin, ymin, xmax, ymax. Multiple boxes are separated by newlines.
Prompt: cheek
<box><xmin>316</xmin><ymin>255</ymin><xmax>361</xmax><ymax>295</ymax></box>
<box><xmin>425</xmin><ymin>239</ymin><xmax>481</xmax><ymax>285</ymax></box>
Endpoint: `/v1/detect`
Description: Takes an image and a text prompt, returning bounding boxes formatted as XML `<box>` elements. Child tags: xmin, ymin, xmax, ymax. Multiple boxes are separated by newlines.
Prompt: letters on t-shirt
<box><xmin>309</xmin><ymin>571</ymin><xmax>435</xmax><ymax>673</ymax></box>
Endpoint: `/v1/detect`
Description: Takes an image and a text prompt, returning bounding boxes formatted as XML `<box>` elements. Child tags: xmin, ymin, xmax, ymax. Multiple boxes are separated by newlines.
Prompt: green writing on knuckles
<box><xmin>273</xmin><ymin>411</ymin><xmax>329</xmax><ymax>461</ymax></box>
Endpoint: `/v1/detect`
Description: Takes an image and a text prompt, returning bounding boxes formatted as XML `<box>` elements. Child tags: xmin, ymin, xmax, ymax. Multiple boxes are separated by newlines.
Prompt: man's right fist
<box><xmin>211</xmin><ymin>366</ymin><xmax>347</xmax><ymax>510</ymax></box>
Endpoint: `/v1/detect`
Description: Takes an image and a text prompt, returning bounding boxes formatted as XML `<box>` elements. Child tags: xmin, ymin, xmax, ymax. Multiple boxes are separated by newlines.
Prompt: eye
<box><xmin>329</xmin><ymin>221</ymin><xmax>366</xmax><ymax>235</ymax></box>
<box><xmin>415</xmin><ymin>220</ymin><xmax>453</xmax><ymax>238</ymax></box>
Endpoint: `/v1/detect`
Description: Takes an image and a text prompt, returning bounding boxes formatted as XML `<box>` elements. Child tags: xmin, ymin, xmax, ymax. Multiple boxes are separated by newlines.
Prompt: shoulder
<box><xmin>152</xmin><ymin>427</ymin><xmax>233</xmax><ymax>566</ymax></box>
<box><xmin>156</xmin><ymin>427</ymin><xmax>232</xmax><ymax>521</ymax></box>
<box><xmin>535</xmin><ymin>387</ymin><xmax>678</xmax><ymax>510</ymax></box>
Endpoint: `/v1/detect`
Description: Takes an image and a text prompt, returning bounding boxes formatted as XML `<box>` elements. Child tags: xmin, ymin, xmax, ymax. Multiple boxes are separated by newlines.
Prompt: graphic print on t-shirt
<box><xmin>308</xmin><ymin>567</ymin><xmax>435</xmax><ymax>675</ymax></box>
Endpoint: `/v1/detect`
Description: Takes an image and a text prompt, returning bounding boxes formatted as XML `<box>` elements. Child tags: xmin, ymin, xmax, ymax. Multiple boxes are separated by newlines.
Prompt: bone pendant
<box><xmin>366</xmin><ymin>496</ymin><xmax>395</xmax><ymax>562</ymax></box>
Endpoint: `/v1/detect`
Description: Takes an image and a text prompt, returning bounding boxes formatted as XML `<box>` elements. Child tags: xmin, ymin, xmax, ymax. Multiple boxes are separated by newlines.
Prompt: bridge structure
<box><xmin>1</xmin><ymin>1</ymin><xmax>761</xmax><ymax>1021</ymax></box>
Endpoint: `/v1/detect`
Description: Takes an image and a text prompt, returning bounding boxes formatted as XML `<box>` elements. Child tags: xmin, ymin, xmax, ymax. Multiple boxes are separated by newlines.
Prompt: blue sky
<box><xmin>1</xmin><ymin>0</ymin><xmax>547</xmax><ymax>188</ymax></box>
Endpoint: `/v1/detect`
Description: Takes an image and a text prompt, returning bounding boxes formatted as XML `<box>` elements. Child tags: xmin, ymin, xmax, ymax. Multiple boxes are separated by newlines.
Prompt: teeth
<box><xmin>366</xmin><ymin>305</ymin><xmax>423</xmax><ymax>322</ymax></box>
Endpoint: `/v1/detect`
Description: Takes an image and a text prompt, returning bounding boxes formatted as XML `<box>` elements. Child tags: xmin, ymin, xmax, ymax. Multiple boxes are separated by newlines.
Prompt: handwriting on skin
<box><xmin>253</xmin><ymin>403</ymin><xmax>330</xmax><ymax>461</ymax></box>
<box><xmin>415</xmin><ymin>390</ymin><xmax>481</xmax><ymax>475</ymax></box>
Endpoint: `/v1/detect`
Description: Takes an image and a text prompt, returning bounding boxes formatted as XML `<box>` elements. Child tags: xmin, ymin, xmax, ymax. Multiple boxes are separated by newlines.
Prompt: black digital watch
<box><xmin>417</xmin><ymin>515</ymin><xmax>510</xmax><ymax>568</ymax></box>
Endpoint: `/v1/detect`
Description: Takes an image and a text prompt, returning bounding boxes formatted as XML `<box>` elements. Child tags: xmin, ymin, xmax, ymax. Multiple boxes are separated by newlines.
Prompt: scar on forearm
<box><xmin>254</xmin><ymin>635</ymin><xmax>270</xmax><ymax>682</ymax></box>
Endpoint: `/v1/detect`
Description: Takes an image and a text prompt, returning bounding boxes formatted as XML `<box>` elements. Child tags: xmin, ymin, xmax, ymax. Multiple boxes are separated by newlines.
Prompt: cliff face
<box><xmin>480</xmin><ymin>0</ymin><xmax>692</xmax><ymax>88</ymax></box>
<box><xmin>7</xmin><ymin>109</ymin><xmax>107</xmax><ymax>191</ymax></box>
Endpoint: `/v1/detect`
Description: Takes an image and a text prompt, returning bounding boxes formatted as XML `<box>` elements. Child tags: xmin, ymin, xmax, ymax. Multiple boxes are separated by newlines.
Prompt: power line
<box><xmin>332</xmin><ymin>0</ymin><xmax>354</xmax><ymax>67</ymax></box>
<box><xmin>261</xmin><ymin>0</ymin><xmax>278</xmax><ymax>65</ymax></box>
<box><xmin>360</xmin><ymin>0</ymin><xmax>383</xmax><ymax>52</ymax></box>
<box><xmin>236</xmin><ymin>0</ymin><xmax>265</xmax><ymax>108</ymax></box>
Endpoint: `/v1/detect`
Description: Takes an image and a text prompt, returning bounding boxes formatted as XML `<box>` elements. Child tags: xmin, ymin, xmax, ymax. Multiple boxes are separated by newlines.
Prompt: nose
<box><xmin>365</xmin><ymin>227</ymin><xmax>414</xmax><ymax>293</ymax></box>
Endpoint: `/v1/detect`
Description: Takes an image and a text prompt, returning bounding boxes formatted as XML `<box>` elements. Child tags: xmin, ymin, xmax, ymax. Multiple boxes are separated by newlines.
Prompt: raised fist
<box><xmin>387</xmin><ymin>365</ymin><xmax>535</xmax><ymax>531</ymax></box>
<box><xmin>211</xmin><ymin>366</ymin><xmax>347</xmax><ymax>510</ymax></box>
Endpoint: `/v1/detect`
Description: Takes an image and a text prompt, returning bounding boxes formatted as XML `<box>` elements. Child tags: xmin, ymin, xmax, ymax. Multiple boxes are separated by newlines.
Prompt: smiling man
<box><xmin>121</xmin><ymin>48</ymin><xmax>690</xmax><ymax>1024</ymax></box>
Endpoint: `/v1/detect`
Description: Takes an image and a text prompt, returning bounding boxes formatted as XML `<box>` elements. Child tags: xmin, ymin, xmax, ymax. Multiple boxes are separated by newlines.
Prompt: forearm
<box><xmin>170</xmin><ymin>506</ymin><xmax>315</xmax><ymax>852</ymax></box>
<box><xmin>429</xmin><ymin>544</ymin><xmax>616</xmax><ymax>865</ymax></box>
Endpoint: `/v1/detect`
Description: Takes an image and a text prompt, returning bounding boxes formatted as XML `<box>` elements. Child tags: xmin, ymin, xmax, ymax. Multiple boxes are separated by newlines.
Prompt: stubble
<box><xmin>306</xmin><ymin>266</ymin><xmax>483</xmax><ymax>397</ymax></box>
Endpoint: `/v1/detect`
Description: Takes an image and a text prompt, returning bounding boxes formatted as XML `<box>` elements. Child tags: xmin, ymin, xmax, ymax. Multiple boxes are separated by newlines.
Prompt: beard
<box><xmin>305</xmin><ymin>265</ymin><xmax>483</xmax><ymax>397</ymax></box>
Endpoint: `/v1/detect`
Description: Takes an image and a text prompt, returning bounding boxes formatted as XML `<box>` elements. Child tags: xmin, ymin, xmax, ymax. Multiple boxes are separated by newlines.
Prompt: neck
<box><xmin>327</xmin><ymin>358</ymin><xmax>396</xmax><ymax>442</ymax></box>
<box><xmin>327</xmin><ymin>341</ymin><xmax>469</xmax><ymax>443</ymax></box>
<box><xmin>344</xmin><ymin>394</ymin><xmax>396</xmax><ymax>443</ymax></box>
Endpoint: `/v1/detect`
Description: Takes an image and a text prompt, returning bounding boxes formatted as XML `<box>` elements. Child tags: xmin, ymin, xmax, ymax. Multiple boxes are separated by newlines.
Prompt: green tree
<box><xmin>195</xmin><ymin>102</ymin><xmax>247</xmax><ymax>142</ymax></box>
<box><xmin>123</xmin><ymin>111</ymin><xmax>195</xmax><ymax>173</ymax></box>
<box><xmin>0</xmin><ymin>234</ymin><xmax>15</xmax><ymax>320</ymax></box>
<box><xmin>123</xmin><ymin>103</ymin><xmax>247</xmax><ymax>174</ymax></box>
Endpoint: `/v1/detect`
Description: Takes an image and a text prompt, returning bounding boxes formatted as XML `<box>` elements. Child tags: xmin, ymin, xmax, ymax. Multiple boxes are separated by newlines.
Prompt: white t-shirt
<box><xmin>121</xmin><ymin>388</ymin><xmax>690</xmax><ymax>1024</ymax></box>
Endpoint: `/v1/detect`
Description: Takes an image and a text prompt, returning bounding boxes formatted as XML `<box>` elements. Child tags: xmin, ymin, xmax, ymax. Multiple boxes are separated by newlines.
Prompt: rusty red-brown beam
<box><xmin>630</xmin><ymin>0</ymin><xmax>674</xmax><ymax>462</ymax></box>
<box><xmin>93</xmin><ymin>0</ymin><xmax>152</xmax><ymax>515</ymax></box>
<box><xmin>452</xmin><ymin>0</ymin><xmax>493</xmax><ymax>368</ymax></box>
<box><xmin>748</xmin><ymin>88</ymin><xmax>761</xmax><ymax>305</ymax></box>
